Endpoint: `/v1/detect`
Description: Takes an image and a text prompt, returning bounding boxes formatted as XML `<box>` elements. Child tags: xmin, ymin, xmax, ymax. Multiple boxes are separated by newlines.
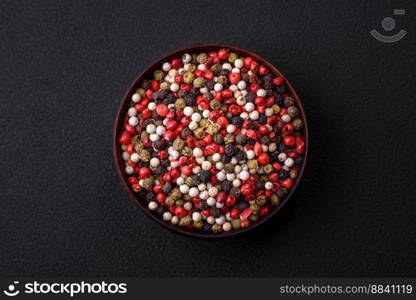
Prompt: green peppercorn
<box><xmin>142</xmin><ymin>177</ymin><xmax>154</xmax><ymax>190</ymax></box>
<box><xmin>287</xmin><ymin>106</ymin><xmax>299</xmax><ymax>118</ymax></box>
<box><xmin>196</xmin><ymin>53</ymin><xmax>207</xmax><ymax>64</ymax></box>
<box><xmin>173</xmin><ymin>138</ymin><xmax>185</xmax><ymax>150</ymax></box>
<box><xmin>235</xmin><ymin>133</ymin><xmax>246</xmax><ymax>145</ymax></box>
<box><xmin>256</xmin><ymin>195</ymin><xmax>267</xmax><ymax>207</ymax></box>
<box><xmin>199</xmin><ymin>118</ymin><xmax>209</xmax><ymax>129</ymax></box>
<box><xmin>154</xmin><ymin>70</ymin><xmax>164</xmax><ymax>81</ymax></box>
<box><xmin>272</xmin><ymin>104</ymin><xmax>280</xmax><ymax>114</ymax></box>
<box><xmin>231</xmin><ymin>218</ymin><xmax>241</xmax><ymax>229</ymax></box>
<box><xmin>293</xmin><ymin>118</ymin><xmax>303</xmax><ymax>130</ymax></box>
<box><xmin>228</xmin><ymin>52</ymin><xmax>238</xmax><ymax>63</ymax></box>
<box><xmin>165</xmin><ymin>196</ymin><xmax>175</xmax><ymax>206</ymax></box>
<box><xmin>206</xmin><ymin>123</ymin><xmax>220</xmax><ymax>135</ymax></box>
<box><xmin>217</xmin><ymin>75</ymin><xmax>227</xmax><ymax>85</ymax></box>
<box><xmin>290</xmin><ymin>169</ymin><xmax>298</xmax><ymax>179</ymax></box>
<box><xmin>249</xmin><ymin>215</ymin><xmax>259</xmax><ymax>222</ymax></box>
<box><xmin>185</xmin><ymin>176</ymin><xmax>193</xmax><ymax>186</ymax></box>
<box><xmin>193</xmin><ymin>77</ymin><xmax>205</xmax><ymax>88</ymax></box>
<box><xmin>247</xmin><ymin>159</ymin><xmax>258</xmax><ymax>170</ymax></box>
<box><xmin>211</xmin><ymin>64</ymin><xmax>221</xmax><ymax>71</ymax></box>
<box><xmin>160</xmin><ymin>81</ymin><xmax>170</xmax><ymax>90</ymax></box>
<box><xmin>140</xmin><ymin>131</ymin><xmax>149</xmax><ymax>140</ymax></box>
<box><xmin>193</xmin><ymin>127</ymin><xmax>205</xmax><ymax>139</ymax></box>
<box><xmin>175</xmin><ymin>199</ymin><xmax>185</xmax><ymax>207</ymax></box>
<box><xmin>183</xmin><ymin>194</ymin><xmax>191</xmax><ymax>202</ymax></box>
<box><xmin>134</xmin><ymin>143</ymin><xmax>143</xmax><ymax>153</ymax></box>
<box><xmin>211</xmin><ymin>224</ymin><xmax>222</xmax><ymax>233</ymax></box>
<box><xmin>188</xmin><ymin>63</ymin><xmax>197</xmax><ymax>72</ymax></box>
<box><xmin>271</xmin><ymin>195</ymin><xmax>280</xmax><ymax>206</ymax></box>
<box><xmin>263</xmin><ymin>164</ymin><xmax>273</xmax><ymax>174</ymax></box>
<box><xmin>224</xmin><ymin>134</ymin><xmax>235</xmax><ymax>144</ymax></box>
<box><xmin>210</xmin><ymin>99</ymin><xmax>221</xmax><ymax>110</ymax></box>
<box><xmin>182</xmin><ymin>146</ymin><xmax>192</xmax><ymax>157</ymax></box>
<box><xmin>175</xmin><ymin>97</ymin><xmax>186</xmax><ymax>110</ymax></box>
<box><xmin>193</xmin><ymin>220</ymin><xmax>204</xmax><ymax>229</ymax></box>
<box><xmin>170</xmin><ymin>188</ymin><xmax>182</xmax><ymax>200</ymax></box>
<box><xmin>183</xmin><ymin>71</ymin><xmax>195</xmax><ymax>84</ymax></box>
<box><xmin>250</xmin><ymin>203</ymin><xmax>260</xmax><ymax>215</ymax></box>
<box><xmin>213</xmin><ymin>134</ymin><xmax>224</xmax><ymax>144</ymax></box>
<box><xmin>284</xmin><ymin>97</ymin><xmax>295</xmax><ymax>107</ymax></box>
<box><xmin>136</xmin><ymin>88</ymin><xmax>145</xmax><ymax>97</ymax></box>
<box><xmin>224</xmin><ymin>163</ymin><xmax>235</xmax><ymax>173</ymax></box>
<box><xmin>179</xmin><ymin>215</ymin><xmax>192</xmax><ymax>226</ymax></box>
<box><xmin>139</xmin><ymin>149</ymin><xmax>151</xmax><ymax>162</ymax></box>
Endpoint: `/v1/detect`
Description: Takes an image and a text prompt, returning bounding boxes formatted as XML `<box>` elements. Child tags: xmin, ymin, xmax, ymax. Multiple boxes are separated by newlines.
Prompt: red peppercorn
<box><xmin>282</xmin><ymin>178</ymin><xmax>293</xmax><ymax>189</ymax></box>
<box><xmin>142</xmin><ymin>108</ymin><xmax>152</xmax><ymax>119</ymax></box>
<box><xmin>131</xmin><ymin>183</ymin><xmax>141</xmax><ymax>193</ymax></box>
<box><xmin>283</xmin><ymin>136</ymin><xmax>296</xmax><ymax>147</ymax></box>
<box><xmin>182</xmin><ymin>165</ymin><xmax>192</xmax><ymax>176</ymax></box>
<box><xmin>230</xmin><ymin>208</ymin><xmax>240</xmax><ymax>219</ymax></box>
<box><xmin>125</xmin><ymin>124</ymin><xmax>136</xmax><ymax>135</ymax></box>
<box><xmin>216</xmin><ymin>116</ymin><xmax>229</xmax><ymax>127</ymax></box>
<box><xmin>174</xmin><ymin>207</ymin><xmax>186</xmax><ymax>218</ymax></box>
<box><xmin>171</xmin><ymin>58</ymin><xmax>182</xmax><ymax>69</ymax></box>
<box><xmin>241</xmin><ymin>183</ymin><xmax>255</xmax><ymax>195</ymax></box>
<box><xmin>254</xmin><ymin>141</ymin><xmax>263</xmax><ymax>156</ymax></box>
<box><xmin>282</xmin><ymin>123</ymin><xmax>294</xmax><ymax>135</ymax></box>
<box><xmin>218</xmin><ymin>48</ymin><xmax>229</xmax><ymax>60</ymax></box>
<box><xmin>158</xmin><ymin>150</ymin><xmax>168</xmax><ymax>160</ymax></box>
<box><xmin>258</xmin><ymin>153</ymin><xmax>270</xmax><ymax>165</ymax></box>
<box><xmin>151</xmin><ymin>80</ymin><xmax>159</xmax><ymax>91</ymax></box>
<box><xmin>245</xmin><ymin>129</ymin><xmax>257</xmax><ymax>140</ymax></box>
<box><xmin>163</xmin><ymin>130</ymin><xmax>176</xmax><ymax>141</ymax></box>
<box><xmin>229</xmin><ymin>104</ymin><xmax>242</xmax><ymax>115</ymax></box>
<box><xmin>255</xmin><ymin>96</ymin><xmax>265</xmax><ymax>106</ymax></box>
<box><xmin>225</xmin><ymin>195</ymin><xmax>236</xmax><ymax>206</ymax></box>
<box><xmin>156</xmin><ymin>104</ymin><xmax>169</xmax><ymax>116</ymax></box>
<box><xmin>221</xmin><ymin>89</ymin><xmax>232</xmax><ymax>99</ymax></box>
<box><xmin>139</xmin><ymin>167</ymin><xmax>151</xmax><ymax>179</ymax></box>
<box><xmin>258</xmin><ymin>125</ymin><xmax>269</xmax><ymax>136</ymax></box>
<box><xmin>204</xmin><ymin>69</ymin><xmax>214</xmax><ymax>80</ymax></box>
<box><xmin>157</xmin><ymin>193</ymin><xmax>166</xmax><ymax>204</ymax></box>
<box><xmin>119</xmin><ymin>132</ymin><xmax>131</xmax><ymax>145</ymax></box>
<box><xmin>273</xmin><ymin>76</ymin><xmax>284</xmax><ymax>86</ymax></box>
<box><xmin>145</xmin><ymin>89</ymin><xmax>152</xmax><ymax>99</ymax></box>
<box><xmin>128</xmin><ymin>176</ymin><xmax>138</xmax><ymax>184</ymax></box>
<box><xmin>228</xmin><ymin>72</ymin><xmax>241</xmax><ymax>84</ymax></box>
<box><xmin>240</xmin><ymin>208</ymin><xmax>252</xmax><ymax>220</ymax></box>
<box><xmin>259</xmin><ymin>65</ymin><xmax>269</xmax><ymax>75</ymax></box>
<box><xmin>174</xmin><ymin>74</ymin><xmax>183</xmax><ymax>84</ymax></box>
<box><xmin>244</xmin><ymin>57</ymin><xmax>253</xmax><ymax>68</ymax></box>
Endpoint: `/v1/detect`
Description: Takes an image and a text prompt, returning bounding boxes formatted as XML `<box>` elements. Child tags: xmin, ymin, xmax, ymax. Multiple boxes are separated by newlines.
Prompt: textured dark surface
<box><xmin>1</xmin><ymin>0</ymin><xmax>415</xmax><ymax>277</ymax></box>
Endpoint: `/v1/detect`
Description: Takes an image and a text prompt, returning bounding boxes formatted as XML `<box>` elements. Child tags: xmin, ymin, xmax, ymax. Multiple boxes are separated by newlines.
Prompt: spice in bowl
<box><xmin>117</xmin><ymin>48</ymin><xmax>306</xmax><ymax>234</ymax></box>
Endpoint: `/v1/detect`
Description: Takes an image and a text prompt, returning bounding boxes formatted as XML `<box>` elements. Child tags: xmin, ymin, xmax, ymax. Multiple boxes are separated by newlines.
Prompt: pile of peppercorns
<box><xmin>118</xmin><ymin>48</ymin><xmax>305</xmax><ymax>233</ymax></box>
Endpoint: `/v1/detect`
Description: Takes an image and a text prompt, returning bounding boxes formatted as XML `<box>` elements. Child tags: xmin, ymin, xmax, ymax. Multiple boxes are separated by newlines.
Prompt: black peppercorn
<box><xmin>142</xmin><ymin>80</ymin><xmax>152</xmax><ymax>89</ymax></box>
<box><xmin>184</xmin><ymin>94</ymin><xmax>196</xmax><ymax>106</ymax></box>
<box><xmin>199</xmin><ymin>170</ymin><xmax>211</xmax><ymax>183</ymax></box>
<box><xmin>276</xmin><ymin>187</ymin><xmax>288</xmax><ymax>198</ymax></box>
<box><xmin>278</xmin><ymin>169</ymin><xmax>288</xmax><ymax>180</ymax></box>
<box><xmin>231</xmin><ymin>116</ymin><xmax>244</xmax><ymax>127</ymax></box>
<box><xmin>230</xmin><ymin>187</ymin><xmax>241</xmax><ymax>198</ymax></box>
<box><xmin>181</xmin><ymin>128</ymin><xmax>193</xmax><ymax>139</ymax></box>
<box><xmin>246</xmin><ymin>93</ymin><xmax>256</xmax><ymax>103</ymax></box>
<box><xmin>145</xmin><ymin>192</ymin><xmax>156</xmax><ymax>203</ymax></box>
<box><xmin>237</xmin><ymin>201</ymin><xmax>250</xmax><ymax>211</ymax></box>
<box><xmin>221</xmin><ymin>180</ymin><xmax>232</xmax><ymax>193</ymax></box>
<box><xmin>162</xmin><ymin>183</ymin><xmax>172</xmax><ymax>194</ymax></box>
<box><xmin>225</xmin><ymin>144</ymin><xmax>235</xmax><ymax>156</ymax></box>
<box><xmin>153</xmin><ymin>140</ymin><xmax>166</xmax><ymax>150</ymax></box>
<box><xmin>258</xmin><ymin>114</ymin><xmax>267</xmax><ymax>125</ymax></box>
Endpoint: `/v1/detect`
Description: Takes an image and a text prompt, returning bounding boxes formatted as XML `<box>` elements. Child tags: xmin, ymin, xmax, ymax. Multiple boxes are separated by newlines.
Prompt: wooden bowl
<box><xmin>113</xmin><ymin>44</ymin><xmax>309</xmax><ymax>238</ymax></box>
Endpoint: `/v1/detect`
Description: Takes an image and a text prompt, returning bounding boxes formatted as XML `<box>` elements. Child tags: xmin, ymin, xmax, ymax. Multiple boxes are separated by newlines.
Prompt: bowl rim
<box><xmin>113</xmin><ymin>43</ymin><xmax>309</xmax><ymax>238</ymax></box>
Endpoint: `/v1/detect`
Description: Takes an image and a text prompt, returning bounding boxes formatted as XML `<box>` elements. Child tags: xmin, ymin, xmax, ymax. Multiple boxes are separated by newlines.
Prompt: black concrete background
<box><xmin>1</xmin><ymin>0</ymin><xmax>415</xmax><ymax>277</ymax></box>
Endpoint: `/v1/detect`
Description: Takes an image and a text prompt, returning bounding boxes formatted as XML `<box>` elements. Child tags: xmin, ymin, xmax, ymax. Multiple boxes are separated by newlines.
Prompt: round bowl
<box><xmin>113</xmin><ymin>44</ymin><xmax>309</xmax><ymax>238</ymax></box>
